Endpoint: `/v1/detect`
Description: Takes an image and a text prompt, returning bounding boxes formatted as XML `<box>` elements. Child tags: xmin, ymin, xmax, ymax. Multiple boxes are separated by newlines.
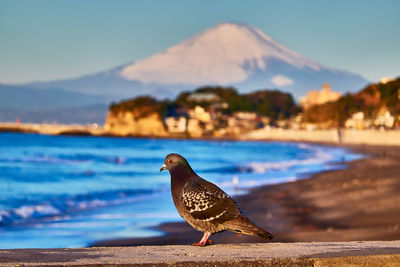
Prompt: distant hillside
<box><xmin>0</xmin><ymin>84</ymin><xmax>107</xmax><ymax>110</ymax></box>
<box><xmin>109</xmin><ymin>96</ymin><xmax>165</xmax><ymax>119</ymax></box>
<box><xmin>303</xmin><ymin>77</ymin><xmax>400</xmax><ymax>126</ymax></box>
<box><xmin>174</xmin><ymin>86</ymin><xmax>299</xmax><ymax>120</ymax></box>
<box><xmin>0</xmin><ymin>22</ymin><xmax>369</xmax><ymax>124</ymax></box>
<box><xmin>0</xmin><ymin>104</ymin><xmax>108</xmax><ymax>124</ymax></box>
<box><xmin>0</xmin><ymin>84</ymin><xmax>109</xmax><ymax>124</ymax></box>
<box><xmin>19</xmin><ymin>22</ymin><xmax>367</xmax><ymax>102</ymax></box>
<box><xmin>110</xmin><ymin>86</ymin><xmax>300</xmax><ymax>121</ymax></box>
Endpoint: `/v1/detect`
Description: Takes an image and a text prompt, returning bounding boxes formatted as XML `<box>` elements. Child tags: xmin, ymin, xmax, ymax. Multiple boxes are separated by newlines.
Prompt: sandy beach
<box><xmin>92</xmin><ymin>144</ymin><xmax>400</xmax><ymax>247</ymax></box>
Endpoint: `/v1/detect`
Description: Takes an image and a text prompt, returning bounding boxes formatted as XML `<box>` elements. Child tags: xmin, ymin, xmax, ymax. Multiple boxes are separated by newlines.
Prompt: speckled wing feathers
<box><xmin>181</xmin><ymin>179</ymin><xmax>240</xmax><ymax>224</ymax></box>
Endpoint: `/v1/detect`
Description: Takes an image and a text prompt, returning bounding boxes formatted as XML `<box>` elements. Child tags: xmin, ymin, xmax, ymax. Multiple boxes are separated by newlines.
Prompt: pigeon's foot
<box><xmin>193</xmin><ymin>232</ymin><xmax>213</xmax><ymax>247</ymax></box>
<box><xmin>192</xmin><ymin>240</ymin><xmax>214</xmax><ymax>247</ymax></box>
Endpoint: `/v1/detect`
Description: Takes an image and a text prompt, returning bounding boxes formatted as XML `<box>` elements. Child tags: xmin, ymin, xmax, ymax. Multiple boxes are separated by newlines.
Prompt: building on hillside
<box><xmin>188</xmin><ymin>105</ymin><xmax>215</xmax><ymax>132</ymax></box>
<box><xmin>189</xmin><ymin>106</ymin><xmax>212</xmax><ymax>123</ymax></box>
<box><xmin>345</xmin><ymin>111</ymin><xmax>366</xmax><ymax>130</ymax></box>
<box><xmin>224</xmin><ymin>112</ymin><xmax>260</xmax><ymax>135</ymax></box>
<box><xmin>164</xmin><ymin>106</ymin><xmax>188</xmax><ymax>134</ymax></box>
<box><xmin>380</xmin><ymin>77</ymin><xmax>394</xmax><ymax>84</ymax></box>
<box><xmin>187</xmin><ymin>119</ymin><xmax>205</xmax><ymax>137</ymax></box>
<box><xmin>235</xmin><ymin>112</ymin><xmax>257</xmax><ymax>120</ymax></box>
<box><xmin>187</xmin><ymin>92</ymin><xmax>220</xmax><ymax>102</ymax></box>
<box><xmin>299</xmin><ymin>83</ymin><xmax>341</xmax><ymax>109</ymax></box>
<box><xmin>375</xmin><ymin>106</ymin><xmax>395</xmax><ymax>130</ymax></box>
<box><xmin>165</xmin><ymin>116</ymin><xmax>187</xmax><ymax>133</ymax></box>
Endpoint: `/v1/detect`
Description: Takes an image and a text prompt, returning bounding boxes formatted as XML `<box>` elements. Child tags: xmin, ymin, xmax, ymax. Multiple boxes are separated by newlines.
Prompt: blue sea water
<box><xmin>0</xmin><ymin>132</ymin><xmax>362</xmax><ymax>249</ymax></box>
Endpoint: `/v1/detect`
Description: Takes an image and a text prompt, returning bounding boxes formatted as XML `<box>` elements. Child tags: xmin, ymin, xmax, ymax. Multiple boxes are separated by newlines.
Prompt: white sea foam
<box><xmin>244</xmin><ymin>147</ymin><xmax>333</xmax><ymax>173</ymax></box>
<box><xmin>32</xmin><ymin>221</ymin><xmax>129</xmax><ymax>229</ymax></box>
<box><xmin>0</xmin><ymin>189</ymin><xmax>159</xmax><ymax>226</ymax></box>
<box><xmin>13</xmin><ymin>204</ymin><xmax>60</xmax><ymax>219</ymax></box>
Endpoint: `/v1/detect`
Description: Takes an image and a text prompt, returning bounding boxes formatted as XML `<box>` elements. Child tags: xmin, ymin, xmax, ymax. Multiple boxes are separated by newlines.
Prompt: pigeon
<box><xmin>160</xmin><ymin>153</ymin><xmax>273</xmax><ymax>246</ymax></box>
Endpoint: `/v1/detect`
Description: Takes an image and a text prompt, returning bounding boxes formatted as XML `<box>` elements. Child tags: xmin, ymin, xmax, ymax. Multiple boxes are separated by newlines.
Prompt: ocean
<box><xmin>0</xmin><ymin>132</ymin><xmax>362</xmax><ymax>248</ymax></box>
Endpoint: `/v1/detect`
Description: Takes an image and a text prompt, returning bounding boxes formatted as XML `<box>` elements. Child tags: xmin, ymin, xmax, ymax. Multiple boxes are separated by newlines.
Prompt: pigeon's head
<box><xmin>160</xmin><ymin>153</ymin><xmax>189</xmax><ymax>172</ymax></box>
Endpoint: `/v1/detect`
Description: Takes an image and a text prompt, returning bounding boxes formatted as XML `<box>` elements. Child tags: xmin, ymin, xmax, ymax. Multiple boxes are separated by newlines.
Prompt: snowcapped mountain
<box><xmin>10</xmin><ymin>22</ymin><xmax>368</xmax><ymax>115</ymax></box>
<box><xmin>116</xmin><ymin>22</ymin><xmax>367</xmax><ymax>99</ymax></box>
<box><xmin>120</xmin><ymin>23</ymin><xmax>322</xmax><ymax>85</ymax></box>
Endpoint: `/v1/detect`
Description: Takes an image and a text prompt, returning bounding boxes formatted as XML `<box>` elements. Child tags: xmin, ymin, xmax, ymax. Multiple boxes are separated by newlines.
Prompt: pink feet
<box><xmin>192</xmin><ymin>240</ymin><xmax>214</xmax><ymax>247</ymax></box>
<box><xmin>192</xmin><ymin>232</ymin><xmax>213</xmax><ymax>247</ymax></box>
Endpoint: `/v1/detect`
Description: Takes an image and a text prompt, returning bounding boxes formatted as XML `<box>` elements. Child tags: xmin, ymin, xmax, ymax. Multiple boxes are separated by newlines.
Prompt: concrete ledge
<box><xmin>1</xmin><ymin>241</ymin><xmax>400</xmax><ymax>266</ymax></box>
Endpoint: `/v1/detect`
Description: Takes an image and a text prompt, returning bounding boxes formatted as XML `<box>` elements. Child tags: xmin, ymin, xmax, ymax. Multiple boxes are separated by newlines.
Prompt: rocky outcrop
<box><xmin>104</xmin><ymin>111</ymin><xmax>167</xmax><ymax>137</ymax></box>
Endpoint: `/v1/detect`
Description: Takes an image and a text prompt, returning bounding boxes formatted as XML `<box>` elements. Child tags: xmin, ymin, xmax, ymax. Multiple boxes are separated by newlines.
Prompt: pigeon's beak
<box><xmin>160</xmin><ymin>164</ymin><xmax>167</xmax><ymax>172</ymax></box>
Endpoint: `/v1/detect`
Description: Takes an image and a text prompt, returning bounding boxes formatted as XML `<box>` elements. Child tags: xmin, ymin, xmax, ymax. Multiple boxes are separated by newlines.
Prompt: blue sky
<box><xmin>0</xmin><ymin>0</ymin><xmax>399</xmax><ymax>84</ymax></box>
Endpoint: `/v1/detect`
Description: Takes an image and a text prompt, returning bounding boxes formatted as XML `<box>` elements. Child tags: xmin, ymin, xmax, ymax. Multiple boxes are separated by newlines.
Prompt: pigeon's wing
<box><xmin>181</xmin><ymin>178</ymin><xmax>240</xmax><ymax>224</ymax></box>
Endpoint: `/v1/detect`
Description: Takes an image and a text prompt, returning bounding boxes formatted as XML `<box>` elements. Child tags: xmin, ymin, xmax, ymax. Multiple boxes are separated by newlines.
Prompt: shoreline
<box><xmin>2</xmin><ymin>122</ymin><xmax>400</xmax><ymax>147</ymax></box>
<box><xmin>92</xmin><ymin>143</ymin><xmax>400</xmax><ymax>246</ymax></box>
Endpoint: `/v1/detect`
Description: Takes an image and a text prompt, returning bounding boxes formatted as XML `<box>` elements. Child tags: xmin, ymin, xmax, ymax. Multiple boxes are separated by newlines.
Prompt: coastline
<box><xmin>3</xmin><ymin>122</ymin><xmax>400</xmax><ymax>147</ymax></box>
<box><xmin>92</xmin><ymin>144</ymin><xmax>400</xmax><ymax>246</ymax></box>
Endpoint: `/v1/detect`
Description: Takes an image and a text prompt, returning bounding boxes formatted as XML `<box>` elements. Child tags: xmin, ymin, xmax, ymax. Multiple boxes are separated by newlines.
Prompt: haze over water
<box><xmin>0</xmin><ymin>133</ymin><xmax>362</xmax><ymax>248</ymax></box>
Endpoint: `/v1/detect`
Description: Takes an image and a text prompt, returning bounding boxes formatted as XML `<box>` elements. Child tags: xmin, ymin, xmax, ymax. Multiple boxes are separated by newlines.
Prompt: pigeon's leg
<box><xmin>192</xmin><ymin>232</ymin><xmax>213</xmax><ymax>247</ymax></box>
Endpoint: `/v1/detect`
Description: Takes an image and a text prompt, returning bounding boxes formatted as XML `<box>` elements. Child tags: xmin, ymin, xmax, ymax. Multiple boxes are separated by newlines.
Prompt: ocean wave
<box><xmin>218</xmin><ymin>176</ymin><xmax>298</xmax><ymax>189</ymax></box>
<box><xmin>1</xmin><ymin>154</ymin><xmax>168</xmax><ymax>168</ymax></box>
<box><xmin>0</xmin><ymin>188</ymin><xmax>156</xmax><ymax>227</ymax></box>
<box><xmin>0</xmin><ymin>155</ymin><xmax>91</xmax><ymax>165</ymax></box>
<box><xmin>198</xmin><ymin>148</ymin><xmax>333</xmax><ymax>175</ymax></box>
<box><xmin>243</xmin><ymin>148</ymin><xmax>333</xmax><ymax>173</ymax></box>
<box><xmin>198</xmin><ymin>166</ymin><xmax>242</xmax><ymax>174</ymax></box>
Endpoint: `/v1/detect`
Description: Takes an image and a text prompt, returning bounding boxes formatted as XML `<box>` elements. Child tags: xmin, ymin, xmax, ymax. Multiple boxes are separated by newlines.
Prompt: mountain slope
<box><xmin>1</xmin><ymin>22</ymin><xmax>369</xmax><ymax>124</ymax></box>
<box><xmin>118</xmin><ymin>22</ymin><xmax>367</xmax><ymax>98</ymax></box>
<box><xmin>0</xmin><ymin>84</ymin><xmax>107</xmax><ymax>110</ymax></box>
<box><xmin>26</xmin><ymin>22</ymin><xmax>367</xmax><ymax>100</ymax></box>
<box><xmin>120</xmin><ymin>23</ymin><xmax>322</xmax><ymax>85</ymax></box>
<box><xmin>0</xmin><ymin>104</ymin><xmax>107</xmax><ymax>124</ymax></box>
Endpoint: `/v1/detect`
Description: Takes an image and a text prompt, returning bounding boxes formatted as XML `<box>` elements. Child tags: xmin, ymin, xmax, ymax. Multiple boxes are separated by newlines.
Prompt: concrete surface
<box><xmin>1</xmin><ymin>241</ymin><xmax>400</xmax><ymax>266</ymax></box>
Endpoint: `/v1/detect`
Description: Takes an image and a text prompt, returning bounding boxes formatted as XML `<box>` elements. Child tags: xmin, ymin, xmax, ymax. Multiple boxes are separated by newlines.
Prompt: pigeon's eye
<box><xmin>169</xmin><ymin>159</ymin><xmax>173</xmax><ymax>164</ymax></box>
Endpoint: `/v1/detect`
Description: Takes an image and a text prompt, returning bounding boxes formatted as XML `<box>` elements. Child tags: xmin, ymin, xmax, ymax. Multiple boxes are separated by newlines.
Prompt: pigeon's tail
<box><xmin>223</xmin><ymin>214</ymin><xmax>273</xmax><ymax>240</ymax></box>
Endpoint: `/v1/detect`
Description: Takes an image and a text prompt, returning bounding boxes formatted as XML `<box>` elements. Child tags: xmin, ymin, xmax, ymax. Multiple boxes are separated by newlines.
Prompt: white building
<box><xmin>299</xmin><ymin>83</ymin><xmax>342</xmax><ymax>109</ymax></box>
<box><xmin>189</xmin><ymin>106</ymin><xmax>212</xmax><ymax>123</ymax></box>
<box><xmin>380</xmin><ymin>77</ymin><xmax>394</xmax><ymax>84</ymax></box>
<box><xmin>165</xmin><ymin>117</ymin><xmax>187</xmax><ymax>133</ymax></box>
<box><xmin>345</xmin><ymin>112</ymin><xmax>365</xmax><ymax>129</ymax></box>
<box><xmin>375</xmin><ymin>109</ymin><xmax>394</xmax><ymax>129</ymax></box>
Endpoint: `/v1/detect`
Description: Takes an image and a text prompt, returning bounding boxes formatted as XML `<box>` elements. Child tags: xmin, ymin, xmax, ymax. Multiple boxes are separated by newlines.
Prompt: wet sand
<box><xmin>93</xmin><ymin>144</ymin><xmax>400</xmax><ymax>247</ymax></box>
